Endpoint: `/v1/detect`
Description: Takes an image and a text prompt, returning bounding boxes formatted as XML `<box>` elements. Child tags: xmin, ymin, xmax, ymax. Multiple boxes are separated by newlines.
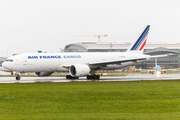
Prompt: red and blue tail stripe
<box><xmin>130</xmin><ymin>25</ymin><xmax>150</xmax><ymax>51</ymax></box>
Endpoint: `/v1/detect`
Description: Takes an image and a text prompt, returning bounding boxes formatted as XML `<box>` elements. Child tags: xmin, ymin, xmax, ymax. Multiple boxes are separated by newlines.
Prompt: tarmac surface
<box><xmin>0</xmin><ymin>73</ymin><xmax>180</xmax><ymax>83</ymax></box>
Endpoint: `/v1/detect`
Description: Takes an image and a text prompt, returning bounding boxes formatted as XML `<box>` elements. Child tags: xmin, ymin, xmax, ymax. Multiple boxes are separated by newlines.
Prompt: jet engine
<box><xmin>35</xmin><ymin>72</ymin><xmax>53</xmax><ymax>76</ymax></box>
<box><xmin>69</xmin><ymin>64</ymin><xmax>90</xmax><ymax>77</ymax></box>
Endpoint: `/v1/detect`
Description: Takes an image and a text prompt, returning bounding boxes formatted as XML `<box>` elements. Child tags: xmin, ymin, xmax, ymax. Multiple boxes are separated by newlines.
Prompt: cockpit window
<box><xmin>5</xmin><ymin>59</ymin><xmax>13</xmax><ymax>62</ymax></box>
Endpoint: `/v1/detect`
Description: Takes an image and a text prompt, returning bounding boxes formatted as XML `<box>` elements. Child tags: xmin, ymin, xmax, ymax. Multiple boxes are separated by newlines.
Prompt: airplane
<box><xmin>2</xmin><ymin>25</ymin><xmax>168</xmax><ymax>80</ymax></box>
<box><xmin>148</xmin><ymin>58</ymin><xmax>166</xmax><ymax>74</ymax></box>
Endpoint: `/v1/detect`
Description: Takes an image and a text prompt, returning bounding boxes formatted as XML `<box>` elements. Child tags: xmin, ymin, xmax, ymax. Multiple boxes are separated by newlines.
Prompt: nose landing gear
<box><xmin>16</xmin><ymin>74</ymin><xmax>21</xmax><ymax>80</ymax></box>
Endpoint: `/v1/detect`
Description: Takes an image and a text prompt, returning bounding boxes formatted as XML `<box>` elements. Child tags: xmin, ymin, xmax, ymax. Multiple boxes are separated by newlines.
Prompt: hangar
<box><xmin>64</xmin><ymin>42</ymin><xmax>180</xmax><ymax>69</ymax></box>
<box><xmin>0</xmin><ymin>57</ymin><xmax>7</xmax><ymax>63</ymax></box>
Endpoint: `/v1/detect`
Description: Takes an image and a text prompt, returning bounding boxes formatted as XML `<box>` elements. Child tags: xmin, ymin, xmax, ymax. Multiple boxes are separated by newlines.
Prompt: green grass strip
<box><xmin>0</xmin><ymin>81</ymin><xmax>180</xmax><ymax>119</ymax></box>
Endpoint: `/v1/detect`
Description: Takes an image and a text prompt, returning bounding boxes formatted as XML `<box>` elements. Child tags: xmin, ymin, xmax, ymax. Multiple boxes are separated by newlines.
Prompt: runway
<box><xmin>0</xmin><ymin>73</ymin><xmax>180</xmax><ymax>83</ymax></box>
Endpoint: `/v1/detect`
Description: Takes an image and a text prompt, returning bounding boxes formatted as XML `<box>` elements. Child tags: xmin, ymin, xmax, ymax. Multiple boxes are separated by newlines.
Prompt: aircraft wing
<box><xmin>89</xmin><ymin>54</ymin><xmax>170</xmax><ymax>66</ymax></box>
<box><xmin>147</xmin><ymin>54</ymin><xmax>171</xmax><ymax>58</ymax></box>
<box><xmin>61</xmin><ymin>57</ymin><xmax>146</xmax><ymax>68</ymax></box>
<box><xmin>61</xmin><ymin>54</ymin><xmax>170</xmax><ymax>68</ymax></box>
<box><xmin>89</xmin><ymin>57</ymin><xmax>146</xmax><ymax>66</ymax></box>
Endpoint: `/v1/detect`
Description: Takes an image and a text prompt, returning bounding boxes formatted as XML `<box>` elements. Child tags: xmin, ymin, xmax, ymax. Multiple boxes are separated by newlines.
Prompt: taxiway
<box><xmin>0</xmin><ymin>73</ymin><xmax>179</xmax><ymax>83</ymax></box>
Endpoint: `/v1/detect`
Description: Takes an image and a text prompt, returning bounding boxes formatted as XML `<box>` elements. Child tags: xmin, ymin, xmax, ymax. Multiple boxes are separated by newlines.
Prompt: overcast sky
<box><xmin>0</xmin><ymin>0</ymin><xmax>180</xmax><ymax>56</ymax></box>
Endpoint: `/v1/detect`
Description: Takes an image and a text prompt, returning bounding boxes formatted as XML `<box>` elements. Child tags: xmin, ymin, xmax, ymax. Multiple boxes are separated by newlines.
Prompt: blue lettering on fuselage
<box><xmin>63</xmin><ymin>55</ymin><xmax>81</xmax><ymax>58</ymax></box>
<box><xmin>28</xmin><ymin>55</ymin><xmax>81</xmax><ymax>59</ymax></box>
<box><xmin>39</xmin><ymin>55</ymin><xmax>61</xmax><ymax>59</ymax></box>
<box><xmin>28</xmin><ymin>56</ymin><xmax>38</xmax><ymax>59</ymax></box>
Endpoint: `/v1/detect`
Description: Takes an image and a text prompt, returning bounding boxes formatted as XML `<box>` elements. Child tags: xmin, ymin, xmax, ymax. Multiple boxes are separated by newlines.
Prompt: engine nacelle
<box><xmin>35</xmin><ymin>72</ymin><xmax>53</xmax><ymax>76</ymax></box>
<box><xmin>69</xmin><ymin>64</ymin><xmax>90</xmax><ymax>77</ymax></box>
<box><xmin>161</xmin><ymin>70</ymin><xmax>167</xmax><ymax>74</ymax></box>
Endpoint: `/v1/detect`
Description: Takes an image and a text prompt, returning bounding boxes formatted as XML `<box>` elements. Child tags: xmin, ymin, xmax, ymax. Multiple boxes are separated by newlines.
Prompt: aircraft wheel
<box><xmin>66</xmin><ymin>75</ymin><xmax>79</xmax><ymax>79</ymax></box>
<box><xmin>96</xmin><ymin>75</ymin><xmax>100</xmax><ymax>80</ymax></box>
<box><xmin>69</xmin><ymin>75</ymin><xmax>73</xmax><ymax>79</ymax></box>
<box><xmin>66</xmin><ymin>75</ymin><xmax>71</xmax><ymax>79</ymax></box>
<box><xmin>16</xmin><ymin>76</ymin><xmax>21</xmax><ymax>80</ymax></box>
<box><xmin>15</xmin><ymin>74</ymin><xmax>21</xmax><ymax>80</ymax></box>
<box><xmin>86</xmin><ymin>75</ymin><xmax>100</xmax><ymax>80</ymax></box>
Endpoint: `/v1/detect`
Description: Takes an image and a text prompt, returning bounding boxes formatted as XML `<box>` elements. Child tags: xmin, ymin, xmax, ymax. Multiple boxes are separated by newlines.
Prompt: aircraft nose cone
<box><xmin>2</xmin><ymin>62</ymin><xmax>12</xmax><ymax>70</ymax></box>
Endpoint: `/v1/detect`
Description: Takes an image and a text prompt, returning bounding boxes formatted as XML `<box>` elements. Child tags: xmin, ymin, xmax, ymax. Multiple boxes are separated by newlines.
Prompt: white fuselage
<box><xmin>2</xmin><ymin>52</ymin><xmax>149</xmax><ymax>72</ymax></box>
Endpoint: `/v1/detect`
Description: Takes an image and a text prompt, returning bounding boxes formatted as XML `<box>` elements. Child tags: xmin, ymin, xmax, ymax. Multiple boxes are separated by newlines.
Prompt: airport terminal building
<box><xmin>64</xmin><ymin>42</ymin><xmax>180</xmax><ymax>69</ymax></box>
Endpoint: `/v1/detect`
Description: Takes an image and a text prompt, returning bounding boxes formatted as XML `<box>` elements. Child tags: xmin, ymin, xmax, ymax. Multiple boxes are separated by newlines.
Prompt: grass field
<box><xmin>0</xmin><ymin>81</ymin><xmax>180</xmax><ymax>119</ymax></box>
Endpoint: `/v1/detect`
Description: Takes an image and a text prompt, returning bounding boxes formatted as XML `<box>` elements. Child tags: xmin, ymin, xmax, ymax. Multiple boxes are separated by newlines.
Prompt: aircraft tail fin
<box><xmin>126</xmin><ymin>25</ymin><xmax>150</xmax><ymax>54</ymax></box>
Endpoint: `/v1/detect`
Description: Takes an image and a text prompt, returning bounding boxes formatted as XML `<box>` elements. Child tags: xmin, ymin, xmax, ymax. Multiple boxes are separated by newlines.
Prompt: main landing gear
<box><xmin>66</xmin><ymin>75</ymin><xmax>100</xmax><ymax>80</ymax></box>
<box><xmin>86</xmin><ymin>75</ymin><xmax>100</xmax><ymax>80</ymax></box>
